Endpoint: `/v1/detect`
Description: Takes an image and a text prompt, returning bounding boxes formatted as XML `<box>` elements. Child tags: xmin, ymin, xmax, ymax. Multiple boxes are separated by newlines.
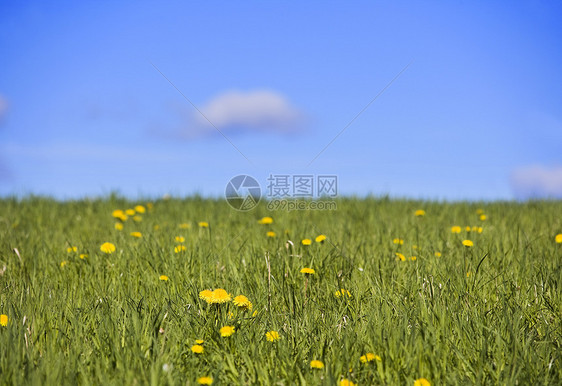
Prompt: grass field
<box><xmin>0</xmin><ymin>196</ymin><xmax>561</xmax><ymax>385</ymax></box>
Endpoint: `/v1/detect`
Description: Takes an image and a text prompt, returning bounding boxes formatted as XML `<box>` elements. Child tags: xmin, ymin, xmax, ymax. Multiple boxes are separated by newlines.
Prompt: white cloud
<box><xmin>0</xmin><ymin>94</ymin><xmax>8</xmax><ymax>121</ymax></box>
<box><xmin>510</xmin><ymin>165</ymin><xmax>562</xmax><ymax>199</ymax></box>
<box><xmin>183</xmin><ymin>89</ymin><xmax>305</xmax><ymax>137</ymax></box>
<box><xmin>0</xmin><ymin>95</ymin><xmax>9</xmax><ymax>179</ymax></box>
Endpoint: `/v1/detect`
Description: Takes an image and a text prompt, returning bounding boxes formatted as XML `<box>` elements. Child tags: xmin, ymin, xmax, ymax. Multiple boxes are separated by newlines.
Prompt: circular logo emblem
<box><xmin>225</xmin><ymin>175</ymin><xmax>261</xmax><ymax>211</ymax></box>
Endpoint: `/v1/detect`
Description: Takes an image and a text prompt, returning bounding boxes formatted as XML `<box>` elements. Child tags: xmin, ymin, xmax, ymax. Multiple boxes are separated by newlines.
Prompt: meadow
<box><xmin>0</xmin><ymin>196</ymin><xmax>561</xmax><ymax>385</ymax></box>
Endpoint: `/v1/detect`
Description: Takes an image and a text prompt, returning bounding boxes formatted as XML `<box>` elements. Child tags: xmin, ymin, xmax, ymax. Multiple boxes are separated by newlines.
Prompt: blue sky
<box><xmin>1</xmin><ymin>0</ymin><xmax>561</xmax><ymax>200</ymax></box>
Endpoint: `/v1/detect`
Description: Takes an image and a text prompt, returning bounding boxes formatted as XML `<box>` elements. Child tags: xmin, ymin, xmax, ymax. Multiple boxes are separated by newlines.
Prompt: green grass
<box><xmin>0</xmin><ymin>196</ymin><xmax>561</xmax><ymax>385</ymax></box>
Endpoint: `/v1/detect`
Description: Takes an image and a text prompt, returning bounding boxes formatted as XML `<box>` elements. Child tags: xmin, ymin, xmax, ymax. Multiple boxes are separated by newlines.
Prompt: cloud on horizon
<box><xmin>178</xmin><ymin>89</ymin><xmax>306</xmax><ymax>138</ymax></box>
<box><xmin>0</xmin><ymin>94</ymin><xmax>8</xmax><ymax>123</ymax></box>
<box><xmin>0</xmin><ymin>94</ymin><xmax>10</xmax><ymax>180</ymax></box>
<box><xmin>510</xmin><ymin>165</ymin><xmax>562</xmax><ymax>199</ymax></box>
<box><xmin>0</xmin><ymin>156</ymin><xmax>12</xmax><ymax>181</ymax></box>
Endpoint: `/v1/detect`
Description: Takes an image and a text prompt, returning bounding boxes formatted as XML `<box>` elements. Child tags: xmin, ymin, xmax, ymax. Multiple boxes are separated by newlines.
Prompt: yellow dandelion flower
<box><xmin>191</xmin><ymin>344</ymin><xmax>204</xmax><ymax>354</ymax></box>
<box><xmin>300</xmin><ymin>267</ymin><xmax>315</xmax><ymax>275</ymax></box>
<box><xmin>414</xmin><ymin>209</ymin><xmax>425</xmax><ymax>217</ymax></box>
<box><xmin>301</xmin><ymin>239</ymin><xmax>312</xmax><ymax>246</ymax></box>
<box><xmin>451</xmin><ymin>226</ymin><xmax>461</xmax><ymax>234</ymax></box>
<box><xmin>310</xmin><ymin>360</ymin><xmax>324</xmax><ymax>369</ymax></box>
<box><xmin>396</xmin><ymin>252</ymin><xmax>406</xmax><ymax>261</ymax></box>
<box><xmin>198</xmin><ymin>221</ymin><xmax>209</xmax><ymax>228</ymax></box>
<box><xmin>555</xmin><ymin>234</ymin><xmax>562</xmax><ymax>243</ymax></box>
<box><xmin>233</xmin><ymin>295</ymin><xmax>253</xmax><ymax>310</ymax></box>
<box><xmin>360</xmin><ymin>352</ymin><xmax>377</xmax><ymax>363</ymax></box>
<box><xmin>414</xmin><ymin>378</ymin><xmax>431</xmax><ymax>386</ymax></box>
<box><xmin>220</xmin><ymin>325</ymin><xmax>235</xmax><ymax>337</ymax></box>
<box><xmin>115</xmin><ymin>222</ymin><xmax>123</xmax><ymax>230</ymax></box>
<box><xmin>66</xmin><ymin>246</ymin><xmax>77</xmax><ymax>253</ymax></box>
<box><xmin>199</xmin><ymin>290</ymin><xmax>213</xmax><ymax>303</ymax></box>
<box><xmin>60</xmin><ymin>260</ymin><xmax>69</xmax><ymax>268</ymax></box>
<box><xmin>133</xmin><ymin>215</ymin><xmax>142</xmax><ymax>222</ymax></box>
<box><xmin>258</xmin><ymin>216</ymin><xmax>273</xmax><ymax>224</ymax></box>
<box><xmin>476</xmin><ymin>208</ymin><xmax>484</xmax><ymax>215</ymax></box>
<box><xmin>334</xmin><ymin>289</ymin><xmax>351</xmax><ymax>298</ymax></box>
<box><xmin>472</xmin><ymin>226</ymin><xmax>479</xmax><ymax>232</ymax></box>
<box><xmin>477</xmin><ymin>227</ymin><xmax>483</xmax><ymax>233</ymax></box>
<box><xmin>175</xmin><ymin>236</ymin><xmax>185</xmax><ymax>243</ymax></box>
<box><xmin>315</xmin><ymin>234</ymin><xmax>327</xmax><ymax>243</ymax></box>
<box><xmin>466</xmin><ymin>271</ymin><xmax>472</xmax><ymax>277</ymax></box>
<box><xmin>195</xmin><ymin>339</ymin><xmax>204</xmax><ymax>344</ymax></box>
<box><xmin>0</xmin><ymin>314</ymin><xmax>7</xmax><ymax>326</ymax></box>
<box><xmin>410</xmin><ymin>256</ymin><xmax>417</xmax><ymax>261</ymax></box>
<box><xmin>359</xmin><ymin>352</ymin><xmax>382</xmax><ymax>363</ymax></box>
<box><xmin>266</xmin><ymin>330</ymin><xmax>280</xmax><ymax>342</ymax></box>
<box><xmin>434</xmin><ymin>252</ymin><xmax>441</xmax><ymax>258</ymax></box>
<box><xmin>210</xmin><ymin>289</ymin><xmax>232</xmax><ymax>304</ymax></box>
<box><xmin>266</xmin><ymin>231</ymin><xmax>276</xmax><ymax>238</ymax></box>
<box><xmin>393</xmin><ymin>238</ymin><xmax>404</xmax><ymax>245</ymax></box>
<box><xmin>117</xmin><ymin>213</ymin><xmax>128</xmax><ymax>221</ymax></box>
<box><xmin>134</xmin><ymin>205</ymin><xmax>146</xmax><ymax>213</ymax></box>
<box><xmin>159</xmin><ymin>275</ymin><xmax>169</xmax><ymax>281</ymax></box>
<box><xmin>174</xmin><ymin>245</ymin><xmax>186</xmax><ymax>253</ymax></box>
<box><xmin>79</xmin><ymin>254</ymin><xmax>88</xmax><ymax>259</ymax></box>
<box><xmin>462</xmin><ymin>240</ymin><xmax>474</xmax><ymax>247</ymax></box>
<box><xmin>465</xmin><ymin>226</ymin><xmax>471</xmax><ymax>232</ymax></box>
<box><xmin>130</xmin><ymin>231</ymin><xmax>142</xmax><ymax>238</ymax></box>
<box><xmin>125</xmin><ymin>209</ymin><xmax>136</xmax><ymax>216</ymax></box>
<box><xmin>179</xmin><ymin>223</ymin><xmax>191</xmax><ymax>229</ymax></box>
<box><xmin>340</xmin><ymin>379</ymin><xmax>356</xmax><ymax>386</ymax></box>
<box><xmin>153</xmin><ymin>224</ymin><xmax>160</xmax><ymax>230</ymax></box>
<box><xmin>112</xmin><ymin>209</ymin><xmax>125</xmax><ymax>218</ymax></box>
<box><xmin>197</xmin><ymin>376</ymin><xmax>213</xmax><ymax>385</ymax></box>
<box><xmin>100</xmin><ymin>242</ymin><xmax>116</xmax><ymax>254</ymax></box>
<box><xmin>479</xmin><ymin>214</ymin><xmax>487</xmax><ymax>221</ymax></box>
